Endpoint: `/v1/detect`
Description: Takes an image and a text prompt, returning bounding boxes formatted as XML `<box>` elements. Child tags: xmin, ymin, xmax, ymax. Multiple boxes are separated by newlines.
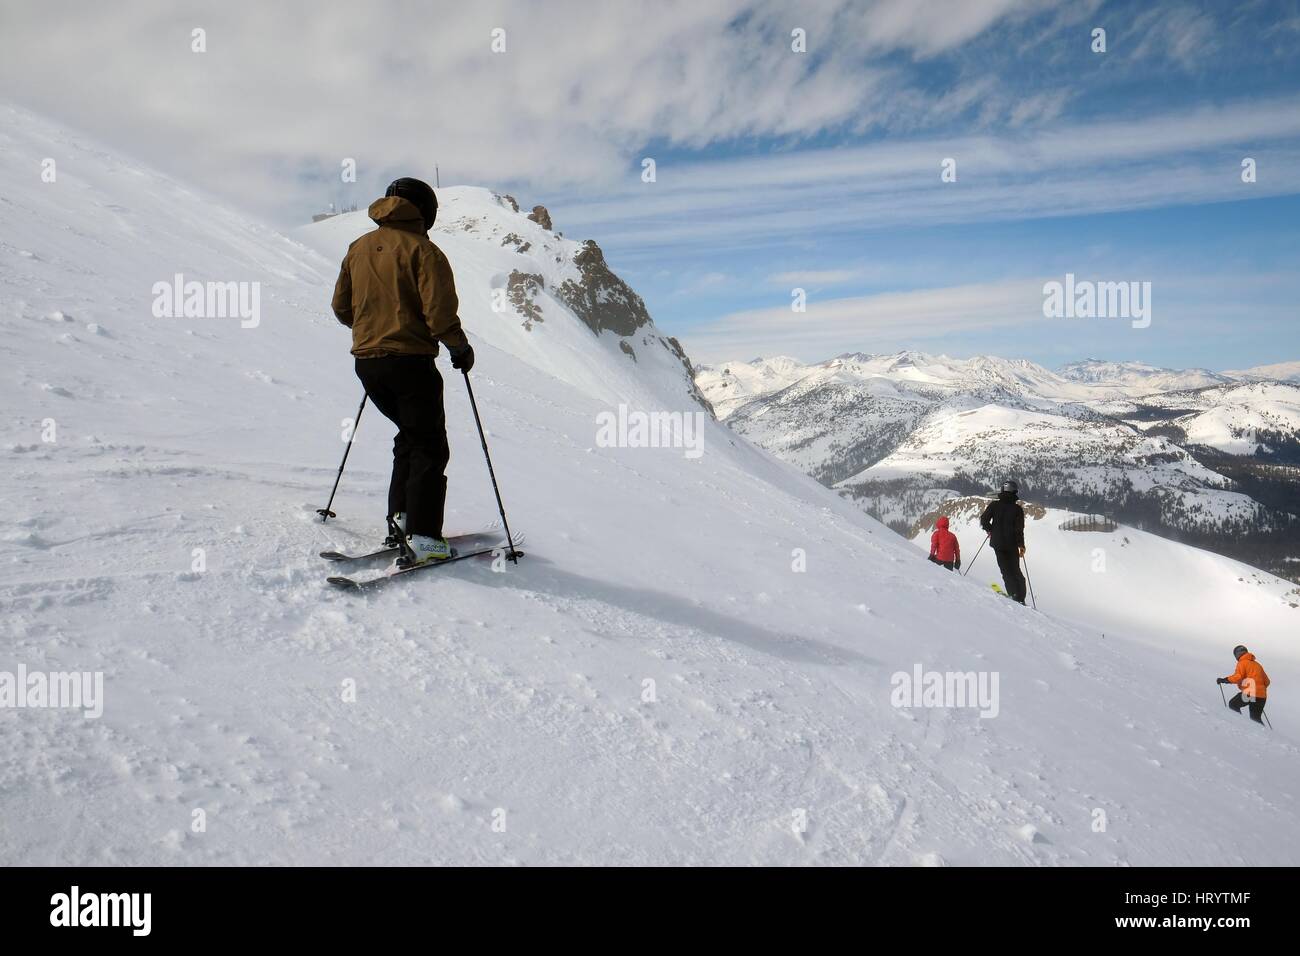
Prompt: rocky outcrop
<box><xmin>501</xmin><ymin>232</ymin><xmax>532</xmax><ymax>254</ymax></box>
<box><xmin>556</xmin><ymin>240</ymin><xmax>651</xmax><ymax>339</ymax></box>
<box><xmin>487</xmin><ymin>198</ymin><xmax>712</xmax><ymax>414</ymax></box>
<box><xmin>552</xmin><ymin>239</ymin><xmax>713</xmax><ymax>414</ymax></box>
<box><xmin>527</xmin><ymin>204</ymin><xmax>552</xmax><ymax>230</ymax></box>
<box><xmin>663</xmin><ymin>336</ymin><xmax>716</xmax><ymax>417</ymax></box>
<box><xmin>507</xmin><ymin>270</ymin><xmax>545</xmax><ymax>331</ymax></box>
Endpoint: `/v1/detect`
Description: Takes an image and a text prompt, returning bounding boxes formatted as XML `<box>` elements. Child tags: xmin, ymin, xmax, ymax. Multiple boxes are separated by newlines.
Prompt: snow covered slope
<box><xmin>5</xmin><ymin>104</ymin><xmax>1300</xmax><ymax>866</ymax></box>
<box><xmin>1156</xmin><ymin>382</ymin><xmax>1300</xmax><ymax>456</ymax></box>
<box><xmin>843</xmin><ymin>404</ymin><xmax>1262</xmax><ymax>531</ymax></box>
<box><xmin>909</xmin><ymin>499</ymin><xmax>1299</xmax><ymax>663</ymax></box>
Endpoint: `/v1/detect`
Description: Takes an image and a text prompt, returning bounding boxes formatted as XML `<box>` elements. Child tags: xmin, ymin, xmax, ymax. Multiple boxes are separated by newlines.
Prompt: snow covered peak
<box><xmin>705</xmin><ymin>349</ymin><xmax>1293</xmax><ymax>416</ymax></box>
<box><xmin>693</xmin><ymin>356</ymin><xmax>814</xmax><ymax>418</ymax></box>
<box><xmin>1057</xmin><ymin>358</ymin><xmax>1231</xmax><ymax>392</ymax></box>
<box><xmin>751</xmin><ymin>354</ymin><xmax>807</xmax><ymax>372</ymax></box>
<box><xmin>1225</xmin><ymin>360</ymin><xmax>1300</xmax><ymax>384</ymax></box>
<box><xmin>884</xmin><ymin>348</ymin><xmax>939</xmax><ymax>368</ymax></box>
<box><xmin>296</xmin><ymin>186</ymin><xmax>708</xmax><ymax>413</ymax></box>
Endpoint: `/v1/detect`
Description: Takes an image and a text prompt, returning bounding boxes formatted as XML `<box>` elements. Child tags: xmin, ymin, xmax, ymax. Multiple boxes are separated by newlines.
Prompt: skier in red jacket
<box><xmin>928</xmin><ymin>516</ymin><xmax>961</xmax><ymax>571</ymax></box>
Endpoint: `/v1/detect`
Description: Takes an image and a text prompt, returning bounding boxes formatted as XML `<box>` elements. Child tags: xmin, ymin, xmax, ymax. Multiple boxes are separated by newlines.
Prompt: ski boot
<box><xmin>395</xmin><ymin>534</ymin><xmax>454</xmax><ymax>569</ymax></box>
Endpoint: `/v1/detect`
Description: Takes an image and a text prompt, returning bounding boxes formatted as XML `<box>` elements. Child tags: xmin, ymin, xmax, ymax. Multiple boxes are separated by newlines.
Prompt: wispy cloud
<box><xmin>0</xmin><ymin>0</ymin><xmax>1062</xmax><ymax>224</ymax></box>
<box><xmin>555</xmin><ymin>95</ymin><xmax>1300</xmax><ymax>261</ymax></box>
<box><xmin>766</xmin><ymin>269</ymin><xmax>869</xmax><ymax>287</ymax></box>
<box><xmin>1127</xmin><ymin>4</ymin><xmax>1219</xmax><ymax>70</ymax></box>
<box><xmin>684</xmin><ymin>277</ymin><xmax>1048</xmax><ymax>362</ymax></box>
<box><xmin>670</xmin><ymin>271</ymin><xmax>732</xmax><ymax>297</ymax></box>
<box><xmin>683</xmin><ymin>268</ymin><xmax>1300</xmax><ymax>366</ymax></box>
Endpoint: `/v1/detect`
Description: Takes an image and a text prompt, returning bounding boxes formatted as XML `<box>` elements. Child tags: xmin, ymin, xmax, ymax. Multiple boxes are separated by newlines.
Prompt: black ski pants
<box><xmin>1228</xmin><ymin>692</ymin><xmax>1267</xmax><ymax>724</ymax></box>
<box><xmin>354</xmin><ymin>354</ymin><xmax>450</xmax><ymax>539</ymax></box>
<box><xmin>994</xmin><ymin>547</ymin><xmax>1027</xmax><ymax>604</ymax></box>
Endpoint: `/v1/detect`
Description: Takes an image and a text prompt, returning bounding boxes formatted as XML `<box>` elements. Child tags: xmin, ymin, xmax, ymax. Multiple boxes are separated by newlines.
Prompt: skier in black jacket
<box><xmin>980</xmin><ymin>480</ymin><xmax>1027</xmax><ymax>604</ymax></box>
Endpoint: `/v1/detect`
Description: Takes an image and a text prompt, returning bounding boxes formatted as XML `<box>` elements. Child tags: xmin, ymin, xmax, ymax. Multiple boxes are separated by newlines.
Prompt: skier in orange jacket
<box><xmin>1217</xmin><ymin>645</ymin><xmax>1270</xmax><ymax>724</ymax></box>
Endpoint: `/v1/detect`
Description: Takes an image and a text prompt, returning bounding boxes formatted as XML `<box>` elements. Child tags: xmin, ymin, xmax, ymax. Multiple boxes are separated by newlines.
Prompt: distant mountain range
<box><xmin>1222</xmin><ymin>360</ymin><xmax>1300</xmax><ymax>383</ymax></box>
<box><xmin>1056</xmin><ymin>359</ymin><xmax>1231</xmax><ymax>390</ymax></box>
<box><xmin>696</xmin><ymin>352</ymin><xmax>1300</xmax><ymax>580</ymax></box>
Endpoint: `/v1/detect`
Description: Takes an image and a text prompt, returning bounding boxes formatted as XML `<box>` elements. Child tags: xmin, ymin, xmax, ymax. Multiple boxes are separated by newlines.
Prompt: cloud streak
<box><xmin>0</xmin><ymin>0</ymin><xmax>1055</xmax><ymax>224</ymax></box>
<box><xmin>553</xmin><ymin>94</ymin><xmax>1300</xmax><ymax>261</ymax></box>
<box><xmin>684</xmin><ymin>277</ymin><xmax>1049</xmax><ymax>361</ymax></box>
<box><xmin>683</xmin><ymin>269</ymin><xmax>1300</xmax><ymax>365</ymax></box>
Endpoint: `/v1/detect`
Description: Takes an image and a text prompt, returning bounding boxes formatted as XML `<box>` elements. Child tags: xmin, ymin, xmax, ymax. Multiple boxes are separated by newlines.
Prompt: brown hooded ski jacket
<box><xmin>331</xmin><ymin>196</ymin><xmax>469</xmax><ymax>358</ymax></box>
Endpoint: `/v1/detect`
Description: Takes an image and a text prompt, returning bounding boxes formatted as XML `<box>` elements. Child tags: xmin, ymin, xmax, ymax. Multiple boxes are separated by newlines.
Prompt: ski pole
<box><xmin>317</xmin><ymin>392</ymin><xmax>367</xmax><ymax>521</ymax></box>
<box><xmin>1022</xmin><ymin>553</ymin><xmax>1037</xmax><ymax>609</ymax></box>
<box><xmin>1218</xmin><ymin>682</ymin><xmax>1228</xmax><ymax>708</ymax></box>
<box><xmin>1263</xmin><ymin>712</ymin><xmax>1273</xmax><ymax>730</ymax></box>
<box><xmin>962</xmin><ymin>537</ymin><xmax>987</xmax><ymax>577</ymax></box>
<box><xmin>462</xmin><ymin>371</ymin><xmax>521</xmax><ymax>563</ymax></box>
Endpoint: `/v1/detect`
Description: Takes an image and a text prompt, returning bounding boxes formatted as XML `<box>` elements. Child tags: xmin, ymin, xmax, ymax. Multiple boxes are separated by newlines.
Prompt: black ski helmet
<box><xmin>385</xmin><ymin>177</ymin><xmax>437</xmax><ymax>230</ymax></box>
<box><xmin>1233</xmin><ymin>644</ymin><xmax>1248</xmax><ymax>659</ymax></box>
<box><xmin>1001</xmin><ymin>479</ymin><xmax>1019</xmax><ymax>497</ymax></box>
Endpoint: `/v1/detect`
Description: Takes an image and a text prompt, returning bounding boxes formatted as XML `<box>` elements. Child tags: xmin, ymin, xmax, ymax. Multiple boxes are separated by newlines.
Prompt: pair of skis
<box><xmin>322</xmin><ymin>529</ymin><xmax>524</xmax><ymax>591</ymax></box>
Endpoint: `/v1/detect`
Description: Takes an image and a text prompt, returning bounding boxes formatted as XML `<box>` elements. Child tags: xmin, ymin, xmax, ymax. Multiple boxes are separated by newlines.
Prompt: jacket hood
<box><xmin>998</xmin><ymin>490</ymin><xmax>1019</xmax><ymax>503</ymax></box>
<box><xmin>935</xmin><ymin>516</ymin><xmax>949</xmax><ymax>530</ymax></box>
<box><xmin>1239</xmin><ymin>652</ymin><xmax>1256</xmax><ymax>663</ymax></box>
<box><xmin>368</xmin><ymin>196</ymin><xmax>426</xmax><ymax>230</ymax></box>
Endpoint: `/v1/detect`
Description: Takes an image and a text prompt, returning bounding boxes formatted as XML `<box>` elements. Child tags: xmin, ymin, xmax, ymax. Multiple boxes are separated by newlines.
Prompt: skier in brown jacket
<box><xmin>331</xmin><ymin>177</ymin><xmax>474</xmax><ymax>566</ymax></box>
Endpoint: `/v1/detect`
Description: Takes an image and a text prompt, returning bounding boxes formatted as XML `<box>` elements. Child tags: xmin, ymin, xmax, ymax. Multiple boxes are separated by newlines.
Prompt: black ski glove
<box><xmin>1216</xmin><ymin>677</ymin><xmax>1229</xmax><ymax>684</ymax></box>
<box><xmin>449</xmin><ymin>343</ymin><xmax>475</xmax><ymax>373</ymax></box>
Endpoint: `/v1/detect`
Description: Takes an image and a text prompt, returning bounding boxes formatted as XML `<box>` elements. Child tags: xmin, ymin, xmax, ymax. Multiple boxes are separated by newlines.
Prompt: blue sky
<box><xmin>546</xmin><ymin>0</ymin><xmax>1300</xmax><ymax>370</ymax></box>
<box><xmin>4</xmin><ymin>0</ymin><xmax>1298</xmax><ymax>371</ymax></box>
